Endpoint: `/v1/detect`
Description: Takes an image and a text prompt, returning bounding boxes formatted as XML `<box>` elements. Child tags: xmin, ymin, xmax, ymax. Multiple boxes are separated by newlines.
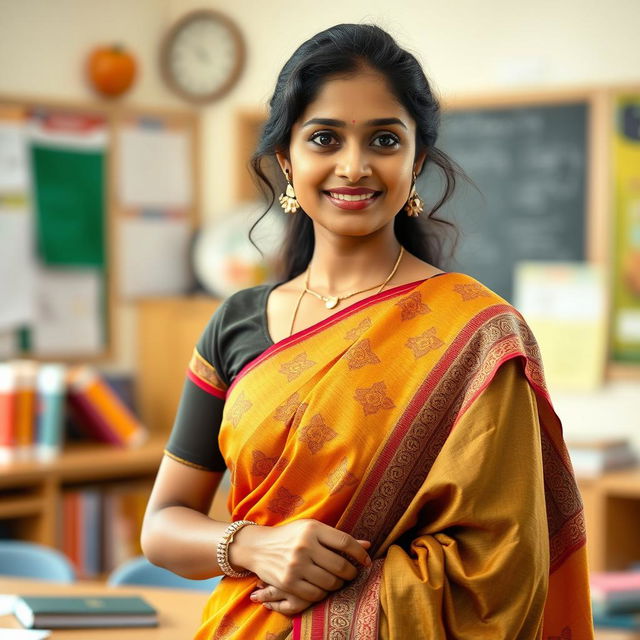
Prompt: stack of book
<box><xmin>60</xmin><ymin>481</ymin><xmax>150</xmax><ymax>579</ymax></box>
<box><xmin>567</xmin><ymin>438</ymin><xmax>638</xmax><ymax>478</ymax></box>
<box><xmin>0</xmin><ymin>359</ymin><xmax>147</xmax><ymax>463</ymax></box>
<box><xmin>591</xmin><ymin>571</ymin><xmax>640</xmax><ymax>632</ymax></box>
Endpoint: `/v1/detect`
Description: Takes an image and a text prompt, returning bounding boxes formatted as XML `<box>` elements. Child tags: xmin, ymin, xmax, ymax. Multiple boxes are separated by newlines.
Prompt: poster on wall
<box><xmin>25</xmin><ymin>108</ymin><xmax>108</xmax><ymax>356</ymax></box>
<box><xmin>116</xmin><ymin>117</ymin><xmax>194</xmax><ymax>298</ymax></box>
<box><xmin>0</xmin><ymin>108</ymin><xmax>36</xmax><ymax>336</ymax></box>
<box><xmin>612</xmin><ymin>95</ymin><xmax>640</xmax><ymax>363</ymax></box>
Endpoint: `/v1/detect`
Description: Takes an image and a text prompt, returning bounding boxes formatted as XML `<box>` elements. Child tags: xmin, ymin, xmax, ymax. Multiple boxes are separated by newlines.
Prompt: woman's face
<box><xmin>276</xmin><ymin>69</ymin><xmax>426</xmax><ymax>239</ymax></box>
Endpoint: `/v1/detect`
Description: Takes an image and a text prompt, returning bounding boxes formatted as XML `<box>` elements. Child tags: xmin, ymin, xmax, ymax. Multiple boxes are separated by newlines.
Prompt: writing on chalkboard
<box><xmin>420</xmin><ymin>103</ymin><xmax>588</xmax><ymax>301</ymax></box>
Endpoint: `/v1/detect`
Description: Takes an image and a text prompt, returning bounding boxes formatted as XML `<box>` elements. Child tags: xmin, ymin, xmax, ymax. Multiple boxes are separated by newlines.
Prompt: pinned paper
<box><xmin>31</xmin><ymin>268</ymin><xmax>103</xmax><ymax>356</ymax></box>
<box><xmin>0</xmin><ymin>206</ymin><xmax>36</xmax><ymax>330</ymax></box>
<box><xmin>118</xmin><ymin>125</ymin><xmax>192</xmax><ymax>208</ymax></box>
<box><xmin>0</xmin><ymin>121</ymin><xmax>30</xmax><ymax>193</ymax></box>
<box><xmin>514</xmin><ymin>261</ymin><xmax>608</xmax><ymax>390</ymax></box>
<box><xmin>118</xmin><ymin>216</ymin><xmax>193</xmax><ymax>298</ymax></box>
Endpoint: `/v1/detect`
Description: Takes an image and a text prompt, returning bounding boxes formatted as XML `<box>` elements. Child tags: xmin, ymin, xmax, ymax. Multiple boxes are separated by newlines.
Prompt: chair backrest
<box><xmin>0</xmin><ymin>540</ymin><xmax>76</xmax><ymax>583</ymax></box>
<box><xmin>107</xmin><ymin>556</ymin><xmax>222</xmax><ymax>592</ymax></box>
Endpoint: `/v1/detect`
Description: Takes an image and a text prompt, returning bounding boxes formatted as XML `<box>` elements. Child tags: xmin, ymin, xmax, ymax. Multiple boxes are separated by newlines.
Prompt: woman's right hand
<box><xmin>230</xmin><ymin>519</ymin><xmax>372</xmax><ymax>603</ymax></box>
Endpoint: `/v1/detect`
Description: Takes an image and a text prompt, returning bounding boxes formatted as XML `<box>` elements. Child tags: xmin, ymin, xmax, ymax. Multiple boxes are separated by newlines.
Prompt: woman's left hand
<box><xmin>250</xmin><ymin>580</ymin><xmax>314</xmax><ymax>616</ymax></box>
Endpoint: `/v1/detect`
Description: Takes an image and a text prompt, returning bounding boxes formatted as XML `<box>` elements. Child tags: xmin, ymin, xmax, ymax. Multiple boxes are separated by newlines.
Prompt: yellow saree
<box><xmin>194</xmin><ymin>272</ymin><xmax>593</xmax><ymax>640</ymax></box>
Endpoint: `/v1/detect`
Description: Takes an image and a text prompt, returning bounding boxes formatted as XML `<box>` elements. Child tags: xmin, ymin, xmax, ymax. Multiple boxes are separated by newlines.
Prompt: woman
<box><xmin>141</xmin><ymin>23</ymin><xmax>594</xmax><ymax>639</ymax></box>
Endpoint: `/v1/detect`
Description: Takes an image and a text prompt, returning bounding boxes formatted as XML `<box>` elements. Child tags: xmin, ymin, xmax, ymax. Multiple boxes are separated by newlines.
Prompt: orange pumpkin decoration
<box><xmin>87</xmin><ymin>44</ymin><xmax>137</xmax><ymax>97</ymax></box>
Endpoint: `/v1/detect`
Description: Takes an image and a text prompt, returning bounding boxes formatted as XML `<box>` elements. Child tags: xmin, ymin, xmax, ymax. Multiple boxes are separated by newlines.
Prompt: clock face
<box><xmin>161</xmin><ymin>10</ymin><xmax>245</xmax><ymax>103</ymax></box>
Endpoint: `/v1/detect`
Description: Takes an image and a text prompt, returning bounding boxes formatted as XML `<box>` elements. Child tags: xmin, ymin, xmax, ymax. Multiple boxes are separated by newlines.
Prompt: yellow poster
<box><xmin>612</xmin><ymin>94</ymin><xmax>640</xmax><ymax>362</ymax></box>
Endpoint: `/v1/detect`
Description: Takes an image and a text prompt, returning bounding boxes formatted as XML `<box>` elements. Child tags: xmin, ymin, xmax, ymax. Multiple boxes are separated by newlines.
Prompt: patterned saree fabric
<box><xmin>194</xmin><ymin>272</ymin><xmax>593</xmax><ymax>640</ymax></box>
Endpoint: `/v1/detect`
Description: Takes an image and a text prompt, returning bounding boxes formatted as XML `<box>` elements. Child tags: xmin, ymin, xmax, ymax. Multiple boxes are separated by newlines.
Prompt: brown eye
<box><xmin>372</xmin><ymin>133</ymin><xmax>400</xmax><ymax>148</ymax></box>
<box><xmin>310</xmin><ymin>131</ymin><xmax>337</xmax><ymax>146</ymax></box>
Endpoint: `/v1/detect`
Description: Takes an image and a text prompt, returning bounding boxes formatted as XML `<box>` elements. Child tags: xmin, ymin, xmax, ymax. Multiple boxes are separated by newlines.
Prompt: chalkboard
<box><xmin>420</xmin><ymin>102</ymin><xmax>588</xmax><ymax>301</ymax></box>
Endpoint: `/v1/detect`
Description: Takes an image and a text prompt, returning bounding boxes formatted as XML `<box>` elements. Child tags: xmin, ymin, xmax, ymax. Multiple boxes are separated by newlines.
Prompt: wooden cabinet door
<box><xmin>136</xmin><ymin>297</ymin><xmax>221</xmax><ymax>435</ymax></box>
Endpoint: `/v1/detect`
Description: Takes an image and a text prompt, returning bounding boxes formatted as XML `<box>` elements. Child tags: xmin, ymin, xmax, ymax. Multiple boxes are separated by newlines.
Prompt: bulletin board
<box><xmin>0</xmin><ymin>95</ymin><xmax>201</xmax><ymax>362</ymax></box>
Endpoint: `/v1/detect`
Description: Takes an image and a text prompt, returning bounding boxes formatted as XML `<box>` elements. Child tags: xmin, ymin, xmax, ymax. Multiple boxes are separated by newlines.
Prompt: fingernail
<box><xmin>263</xmin><ymin>603</ymin><xmax>272</xmax><ymax>609</ymax></box>
<box><xmin>365</xmin><ymin>556</ymin><xmax>372</xmax><ymax>566</ymax></box>
<box><xmin>250</xmin><ymin>594</ymin><xmax>258</xmax><ymax>601</ymax></box>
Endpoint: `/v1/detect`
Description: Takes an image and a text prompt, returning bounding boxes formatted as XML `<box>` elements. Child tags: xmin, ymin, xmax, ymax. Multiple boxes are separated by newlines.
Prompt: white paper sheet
<box><xmin>118</xmin><ymin>126</ymin><xmax>192</xmax><ymax>208</ymax></box>
<box><xmin>31</xmin><ymin>268</ymin><xmax>103</xmax><ymax>356</ymax></box>
<box><xmin>0</xmin><ymin>122</ymin><xmax>30</xmax><ymax>192</ymax></box>
<box><xmin>0</xmin><ymin>207</ymin><xmax>36</xmax><ymax>330</ymax></box>
<box><xmin>118</xmin><ymin>217</ymin><xmax>193</xmax><ymax>298</ymax></box>
<box><xmin>0</xmin><ymin>630</ymin><xmax>51</xmax><ymax>639</ymax></box>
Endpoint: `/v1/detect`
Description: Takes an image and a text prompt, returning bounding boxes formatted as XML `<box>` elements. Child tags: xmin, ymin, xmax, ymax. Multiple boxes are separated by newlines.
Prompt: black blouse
<box><xmin>164</xmin><ymin>281</ymin><xmax>282</xmax><ymax>472</ymax></box>
<box><xmin>164</xmin><ymin>273</ymin><xmax>449</xmax><ymax>472</ymax></box>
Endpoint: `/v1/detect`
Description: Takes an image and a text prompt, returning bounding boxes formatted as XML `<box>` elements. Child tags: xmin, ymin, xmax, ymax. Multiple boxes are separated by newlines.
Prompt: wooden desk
<box><xmin>0</xmin><ymin>577</ymin><xmax>209</xmax><ymax>638</ymax></box>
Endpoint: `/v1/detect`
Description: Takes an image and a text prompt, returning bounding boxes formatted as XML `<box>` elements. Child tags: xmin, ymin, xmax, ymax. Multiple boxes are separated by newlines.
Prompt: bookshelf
<box><xmin>0</xmin><ymin>295</ymin><xmax>230</xmax><ymax>580</ymax></box>
<box><xmin>0</xmin><ymin>434</ymin><xmax>164</xmax><ymax>549</ymax></box>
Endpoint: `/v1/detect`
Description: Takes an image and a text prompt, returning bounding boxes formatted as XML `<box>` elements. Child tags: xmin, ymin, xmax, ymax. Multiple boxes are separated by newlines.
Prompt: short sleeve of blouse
<box><xmin>163</xmin><ymin>298</ymin><xmax>230</xmax><ymax>472</ymax></box>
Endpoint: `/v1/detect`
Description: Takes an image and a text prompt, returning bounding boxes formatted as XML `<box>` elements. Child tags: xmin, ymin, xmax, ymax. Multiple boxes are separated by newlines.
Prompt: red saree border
<box><xmin>226</xmin><ymin>274</ymin><xmax>456</xmax><ymax>397</ymax></box>
<box><xmin>186</xmin><ymin>368</ymin><xmax>226</xmax><ymax>399</ymax></box>
<box><xmin>294</xmin><ymin>303</ymin><xmax>587</xmax><ymax>639</ymax></box>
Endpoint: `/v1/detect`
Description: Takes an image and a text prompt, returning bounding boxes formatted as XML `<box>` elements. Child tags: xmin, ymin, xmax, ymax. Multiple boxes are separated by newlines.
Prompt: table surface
<box><xmin>0</xmin><ymin>577</ymin><xmax>210</xmax><ymax>639</ymax></box>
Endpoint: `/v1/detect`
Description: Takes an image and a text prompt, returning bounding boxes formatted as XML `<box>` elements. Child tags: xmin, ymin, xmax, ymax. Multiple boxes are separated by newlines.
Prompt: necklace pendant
<box><xmin>325</xmin><ymin>297</ymin><xmax>338</xmax><ymax>309</ymax></box>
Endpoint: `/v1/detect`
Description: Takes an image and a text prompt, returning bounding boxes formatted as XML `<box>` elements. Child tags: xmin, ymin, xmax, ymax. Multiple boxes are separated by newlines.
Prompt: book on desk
<box><xmin>13</xmin><ymin>595</ymin><xmax>157</xmax><ymax>629</ymax></box>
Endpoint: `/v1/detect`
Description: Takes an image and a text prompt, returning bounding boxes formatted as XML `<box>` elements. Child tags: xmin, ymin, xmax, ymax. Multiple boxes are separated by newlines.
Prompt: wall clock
<box><xmin>159</xmin><ymin>9</ymin><xmax>245</xmax><ymax>104</ymax></box>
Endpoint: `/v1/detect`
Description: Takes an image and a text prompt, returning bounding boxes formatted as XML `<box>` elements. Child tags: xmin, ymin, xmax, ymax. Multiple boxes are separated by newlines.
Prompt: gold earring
<box><xmin>278</xmin><ymin>170</ymin><xmax>300</xmax><ymax>214</ymax></box>
<box><xmin>404</xmin><ymin>172</ymin><xmax>424</xmax><ymax>217</ymax></box>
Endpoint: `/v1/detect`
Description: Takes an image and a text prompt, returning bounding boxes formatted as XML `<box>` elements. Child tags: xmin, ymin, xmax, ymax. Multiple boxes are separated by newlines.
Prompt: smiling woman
<box><xmin>141</xmin><ymin>23</ymin><xmax>594</xmax><ymax>640</ymax></box>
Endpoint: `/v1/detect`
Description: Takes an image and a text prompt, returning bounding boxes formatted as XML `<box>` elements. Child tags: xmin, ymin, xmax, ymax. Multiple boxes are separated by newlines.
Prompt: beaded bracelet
<box><xmin>216</xmin><ymin>520</ymin><xmax>258</xmax><ymax>578</ymax></box>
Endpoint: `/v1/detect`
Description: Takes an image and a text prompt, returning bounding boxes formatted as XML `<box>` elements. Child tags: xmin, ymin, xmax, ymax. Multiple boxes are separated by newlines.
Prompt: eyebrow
<box><xmin>301</xmin><ymin>117</ymin><xmax>407</xmax><ymax>130</ymax></box>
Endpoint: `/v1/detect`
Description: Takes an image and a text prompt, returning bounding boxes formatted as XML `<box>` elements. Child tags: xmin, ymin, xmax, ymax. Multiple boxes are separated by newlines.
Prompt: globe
<box><xmin>192</xmin><ymin>202</ymin><xmax>286</xmax><ymax>298</ymax></box>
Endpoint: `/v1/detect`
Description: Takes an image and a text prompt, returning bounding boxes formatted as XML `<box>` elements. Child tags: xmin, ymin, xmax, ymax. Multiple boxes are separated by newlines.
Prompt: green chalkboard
<box><xmin>420</xmin><ymin>102</ymin><xmax>588</xmax><ymax>302</ymax></box>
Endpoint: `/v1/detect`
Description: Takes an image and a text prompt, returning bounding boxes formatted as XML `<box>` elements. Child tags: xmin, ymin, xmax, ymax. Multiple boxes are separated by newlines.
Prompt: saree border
<box><xmin>294</xmin><ymin>303</ymin><xmax>587</xmax><ymax>639</ymax></box>
<box><xmin>226</xmin><ymin>275</ymin><xmax>454</xmax><ymax>398</ymax></box>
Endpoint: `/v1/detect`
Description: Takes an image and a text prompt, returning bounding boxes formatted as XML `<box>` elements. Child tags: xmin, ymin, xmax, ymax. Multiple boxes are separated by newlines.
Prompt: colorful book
<box><xmin>14</xmin><ymin>359</ymin><xmax>37</xmax><ymax>460</ymax></box>
<box><xmin>61</xmin><ymin>491</ymin><xmax>80</xmax><ymax>574</ymax></box>
<box><xmin>81</xmin><ymin>489</ymin><xmax>102</xmax><ymax>578</ymax></box>
<box><xmin>35</xmin><ymin>363</ymin><xmax>66</xmax><ymax>461</ymax></box>
<box><xmin>67</xmin><ymin>366</ymin><xmax>146</xmax><ymax>447</ymax></box>
<box><xmin>0</xmin><ymin>361</ymin><xmax>18</xmax><ymax>463</ymax></box>
<box><xmin>591</xmin><ymin>571</ymin><xmax>640</xmax><ymax>615</ymax></box>
<box><xmin>13</xmin><ymin>595</ymin><xmax>157</xmax><ymax>629</ymax></box>
<box><xmin>102</xmin><ymin>482</ymin><xmax>149</xmax><ymax>573</ymax></box>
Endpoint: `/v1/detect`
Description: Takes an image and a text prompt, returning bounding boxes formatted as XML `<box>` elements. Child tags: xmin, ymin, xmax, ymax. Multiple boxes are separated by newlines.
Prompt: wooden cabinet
<box><xmin>135</xmin><ymin>296</ymin><xmax>222</xmax><ymax>435</ymax></box>
<box><xmin>579</xmin><ymin>470</ymin><xmax>640</xmax><ymax>573</ymax></box>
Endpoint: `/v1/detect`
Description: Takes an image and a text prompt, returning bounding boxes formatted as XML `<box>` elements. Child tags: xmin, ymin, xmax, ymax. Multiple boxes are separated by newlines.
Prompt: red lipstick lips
<box><xmin>323</xmin><ymin>187</ymin><xmax>381</xmax><ymax>210</ymax></box>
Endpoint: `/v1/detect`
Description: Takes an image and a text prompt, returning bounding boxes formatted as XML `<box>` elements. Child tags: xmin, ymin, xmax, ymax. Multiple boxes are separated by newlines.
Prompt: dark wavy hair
<box><xmin>248</xmin><ymin>23</ymin><xmax>469</xmax><ymax>281</ymax></box>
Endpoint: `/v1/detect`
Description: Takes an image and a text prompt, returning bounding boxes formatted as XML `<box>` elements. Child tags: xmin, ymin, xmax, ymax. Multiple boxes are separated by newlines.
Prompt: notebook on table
<box><xmin>13</xmin><ymin>595</ymin><xmax>158</xmax><ymax>629</ymax></box>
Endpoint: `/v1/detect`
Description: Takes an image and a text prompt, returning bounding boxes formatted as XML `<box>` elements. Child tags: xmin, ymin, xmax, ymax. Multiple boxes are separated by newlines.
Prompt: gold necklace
<box><xmin>288</xmin><ymin>245</ymin><xmax>404</xmax><ymax>337</ymax></box>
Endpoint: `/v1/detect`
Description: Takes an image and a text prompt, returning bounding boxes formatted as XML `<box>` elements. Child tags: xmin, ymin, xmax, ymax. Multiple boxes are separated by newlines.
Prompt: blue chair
<box><xmin>108</xmin><ymin>555</ymin><xmax>222</xmax><ymax>592</ymax></box>
<box><xmin>0</xmin><ymin>540</ymin><xmax>76</xmax><ymax>582</ymax></box>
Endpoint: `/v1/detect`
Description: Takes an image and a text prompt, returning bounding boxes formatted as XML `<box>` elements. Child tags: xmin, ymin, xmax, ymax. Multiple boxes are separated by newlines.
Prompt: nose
<box><xmin>334</xmin><ymin>143</ymin><xmax>372</xmax><ymax>183</ymax></box>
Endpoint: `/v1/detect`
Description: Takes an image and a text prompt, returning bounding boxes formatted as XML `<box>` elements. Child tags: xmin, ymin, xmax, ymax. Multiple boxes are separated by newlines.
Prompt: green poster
<box><xmin>612</xmin><ymin>95</ymin><xmax>640</xmax><ymax>362</ymax></box>
<box><xmin>31</xmin><ymin>145</ymin><xmax>105</xmax><ymax>266</ymax></box>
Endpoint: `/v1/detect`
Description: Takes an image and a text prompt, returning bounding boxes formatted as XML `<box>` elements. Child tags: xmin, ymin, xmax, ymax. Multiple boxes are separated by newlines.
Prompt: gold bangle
<box><xmin>216</xmin><ymin>520</ymin><xmax>257</xmax><ymax>578</ymax></box>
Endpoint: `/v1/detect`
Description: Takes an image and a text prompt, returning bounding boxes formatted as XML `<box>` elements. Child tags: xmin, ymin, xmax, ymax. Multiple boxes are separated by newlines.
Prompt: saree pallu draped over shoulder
<box><xmin>194</xmin><ymin>273</ymin><xmax>594</xmax><ymax>640</ymax></box>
